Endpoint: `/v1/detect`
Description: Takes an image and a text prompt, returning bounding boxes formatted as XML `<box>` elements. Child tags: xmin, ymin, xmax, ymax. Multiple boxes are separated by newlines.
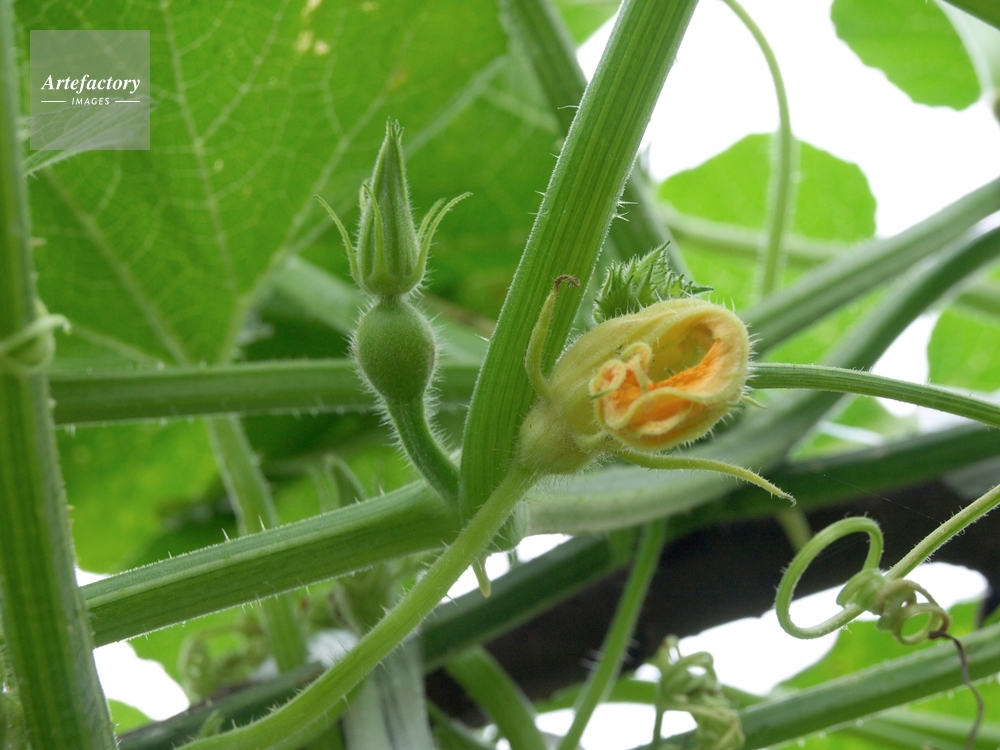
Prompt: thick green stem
<box><xmin>205</xmin><ymin>416</ymin><xmax>308</xmax><ymax>673</ymax></box>
<box><xmin>384</xmin><ymin>398</ymin><xmax>459</xmax><ymax>502</ymax></box>
<box><xmin>48</xmin><ymin>359</ymin><xmax>479</xmax><ymax>425</ymax></box>
<box><xmin>0</xmin><ymin>0</ymin><xmax>116</xmax><ymax>746</ymax></box>
<box><xmin>498</xmin><ymin>0</ymin><xmax>690</xmax><ymax>275</ymax></box>
<box><xmin>665</xmin><ymin>210</ymin><xmax>1000</xmax><ymax>318</ymax></box>
<box><xmin>183</xmin><ymin>465</ymin><xmax>536</xmax><ymax>750</ymax></box>
<box><xmin>557</xmin><ymin>520</ymin><xmax>667</xmax><ymax>750</ymax></box>
<box><xmin>446</xmin><ymin>647</ymin><xmax>547</xmax><ymax>750</ymax></box>
<box><xmin>732</xmin><ymin>621</ymin><xmax>1000</xmax><ymax>749</ymax></box>
<box><xmin>749</xmin><ymin>362</ymin><xmax>1000</xmax><ymax>428</ymax></box>
<box><xmin>461</xmin><ymin>0</ymin><xmax>698</xmax><ymax>525</ymax></box>
<box><xmin>720</xmin><ymin>0</ymin><xmax>797</xmax><ymax>298</ymax></box>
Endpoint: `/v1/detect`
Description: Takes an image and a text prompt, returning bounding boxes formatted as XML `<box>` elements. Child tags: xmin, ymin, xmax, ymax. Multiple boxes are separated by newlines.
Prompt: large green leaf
<box><xmin>19</xmin><ymin>0</ymin><xmax>509</xmax><ymax>365</ymax></box>
<box><xmin>928</xmin><ymin>307</ymin><xmax>1000</xmax><ymax>391</ymax></box>
<box><xmin>831</xmin><ymin>0</ymin><xmax>981</xmax><ymax>109</ymax></box>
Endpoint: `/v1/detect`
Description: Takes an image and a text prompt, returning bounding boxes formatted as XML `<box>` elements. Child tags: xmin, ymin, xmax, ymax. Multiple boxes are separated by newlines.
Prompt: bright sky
<box><xmin>94</xmin><ymin>0</ymin><xmax>997</xmax><ymax>742</ymax></box>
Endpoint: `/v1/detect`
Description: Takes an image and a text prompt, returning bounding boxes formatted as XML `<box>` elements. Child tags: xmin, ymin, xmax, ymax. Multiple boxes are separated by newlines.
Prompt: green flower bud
<box><xmin>315</xmin><ymin>120</ymin><xmax>469</xmax><ymax>299</ymax></box>
<box><xmin>354</xmin><ymin>297</ymin><xmax>436</xmax><ymax>404</ymax></box>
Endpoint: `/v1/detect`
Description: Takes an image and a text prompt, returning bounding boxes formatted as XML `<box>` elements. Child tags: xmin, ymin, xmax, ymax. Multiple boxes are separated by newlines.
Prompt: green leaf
<box><xmin>60</xmin><ymin>422</ymin><xmax>217</xmax><ymax>572</ymax></box>
<box><xmin>21</xmin><ymin>0</ymin><xmax>509</xmax><ymax>364</ymax></box>
<box><xmin>831</xmin><ymin>0</ymin><xmax>981</xmax><ymax>109</ymax></box>
<box><xmin>661</xmin><ymin>134</ymin><xmax>876</xmax><ymax>244</ymax></box>
<box><xmin>928</xmin><ymin>307</ymin><xmax>1000</xmax><ymax>391</ymax></box>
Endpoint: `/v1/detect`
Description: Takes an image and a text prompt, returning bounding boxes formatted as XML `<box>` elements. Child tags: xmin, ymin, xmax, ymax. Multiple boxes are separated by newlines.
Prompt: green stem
<box><xmin>889</xmin><ymin>482</ymin><xmax>1000</xmax><ymax>580</ymax></box>
<box><xmin>384</xmin><ymin>398</ymin><xmax>459</xmax><ymax>502</ymax></box>
<box><xmin>48</xmin><ymin>359</ymin><xmax>478</xmax><ymax>425</ymax></box>
<box><xmin>557</xmin><ymin>520</ymin><xmax>667</xmax><ymax>750</ymax></box>
<box><xmin>445</xmin><ymin>647</ymin><xmax>547</xmax><ymax>750</ymax></box>
<box><xmin>205</xmin><ymin>416</ymin><xmax>307</xmax><ymax>673</ymax></box>
<box><xmin>0</xmin><ymin>0</ymin><xmax>116</xmax><ymax>745</ymax></box>
<box><xmin>664</xmin><ymin>209</ymin><xmax>1000</xmax><ymax>318</ymax></box>
<box><xmin>498</xmin><ymin>0</ymin><xmax>690</xmax><ymax>275</ymax></box>
<box><xmin>460</xmin><ymin>0</ymin><xmax>698</xmax><ymax>525</ymax></box>
<box><xmin>182</xmin><ymin>465</ymin><xmax>536</xmax><ymax>750</ymax></box>
<box><xmin>731</xmin><ymin>621</ymin><xmax>1000</xmax><ymax>749</ymax></box>
<box><xmin>720</xmin><ymin>0</ymin><xmax>797</xmax><ymax>298</ymax></box>
<box><xmin>79</xmin><ymin>418</ymin><xmax>1000</xmax><ymax>652</ymax></box>
<box><xmin>749</xmin><ymin>362</ymin><xmax>1000</xmax><ymax>428</ymax></box>
<box><xmin>744</xmin><ymin>175</ymin><xmax>1000</xmax><ymax>352</ymax></box>
<box><xmin>84</xmin><ymin>481</ymin><xmax>456</xmax><ymax>647</ymax></box>
<box><xmin>425</xmin><ymin>533</ymin><xmax>635</xmax><ymax>669</ymax></box>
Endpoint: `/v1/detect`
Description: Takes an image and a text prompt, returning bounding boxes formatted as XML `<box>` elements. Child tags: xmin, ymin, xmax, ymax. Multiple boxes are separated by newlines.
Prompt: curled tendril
<box><xmin>775</xmin><ymin>517</ymin><xmax>949</xmax><ymax>644</ymax></box>
<box><xmin>0</xmin><ymin>303</ymin><xmax>69</xmax><ymax>377</ymax></box>
<box><xmin>653</xmin><ymin>637</ymin><xmax>743</xmax><ymax>750</ymax></box>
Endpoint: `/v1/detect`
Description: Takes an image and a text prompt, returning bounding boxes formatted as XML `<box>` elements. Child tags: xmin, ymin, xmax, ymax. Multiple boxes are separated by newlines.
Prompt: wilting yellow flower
<box><xmin>516</xmin><ymin>294</ymin><xmax>750</xmax><ymax>474</ymax></box>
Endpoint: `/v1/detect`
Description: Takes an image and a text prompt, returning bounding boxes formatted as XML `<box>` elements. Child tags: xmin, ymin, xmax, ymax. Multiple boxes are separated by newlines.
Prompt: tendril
<box><xmin>775</xmin><ymin>517</ymin><xmax>951</xmax><ymax>644</ymax></box>
<box><xmin>0</xmin><ymin>303</ymin><xmax>69</xmax><ymax>377</ymax></box>
<box><xmin>652</xmin><ymin>637</ymin><xmax>743</xmax><ymax>750</ymax></box>
<box><xmin>927</xmin><ymin>631</ymin><xmax>983</xmax><ymax>750</ymax></box>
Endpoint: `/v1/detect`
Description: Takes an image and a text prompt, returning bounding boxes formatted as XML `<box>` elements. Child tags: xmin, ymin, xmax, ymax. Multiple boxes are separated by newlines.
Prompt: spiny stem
<box><xmin>0</xmin><ymin>0</ymin><xmax>116</xmax><ymax>744</ymax></box>
<box><xmin>183</xmin><ymin>465</ymin><xmax>537</xmax><ymax>750</ymax></box>
<box><xmin>205</xmin><ymin>416</ymin><xmax>308</xmax><ymax>673</ymax></box>
<box><xmin>889</xmin><ymin>483</ymin><xmax>1000</xmax><ymax>581</ymax></box>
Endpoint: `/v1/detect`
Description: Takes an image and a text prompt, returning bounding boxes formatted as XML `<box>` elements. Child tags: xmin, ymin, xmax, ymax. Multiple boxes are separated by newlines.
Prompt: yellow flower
<box><xmin>517</xmin><ymin>291</ymin><xmax>749</xmax><ymax>472</ymax></box>
<box><xmin>515</xmin><ymin>275</ymin><xmax>789</xmax><ymax>501</ymax></box>
<box><xmin>586</xmin><ymin>300</ymin><xmax>748</xmax><ymax>450</ymax></box>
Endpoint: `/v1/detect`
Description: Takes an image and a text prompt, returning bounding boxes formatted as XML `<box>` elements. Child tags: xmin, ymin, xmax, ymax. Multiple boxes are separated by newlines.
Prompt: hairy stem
<box><xmin>183</xmin><ymin>465</ymin><xmax>536</xmax><ymax>750</ymax></box>
<box><xmin>446</xmin><ymin>647</ymin><xmax>547</xmax><ymax>750</ymax></box>
<box><xmin>205</xmin><ymin>416</ymin><xmax>308</xmax><ymax>673</ymax></box>
<box><xmin>749</xmin><ymin>362</ymin><xmax>1000</xmax><ymax>428</ymax></box>
<box><xmin>0</xmin><ymin>0</ymin><xmax>116</xmax><ymax>746</ymax></box>
<box><xmin>385</xmin><ymin>398</ymin><xmax>459</xmax><ymax>502</ymax></box>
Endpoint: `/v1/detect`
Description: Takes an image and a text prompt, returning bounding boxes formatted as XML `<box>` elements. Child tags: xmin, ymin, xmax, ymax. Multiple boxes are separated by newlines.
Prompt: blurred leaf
<box><xmin>130</xmin><ymin>609</ymin><xmax>245</xmax><ymax>688</ymax></box>
<box><xmin>108</xmin><ymin>700</ymin><xmax>151</xmax><ymax>733</ymax></box>
<box><xmin>928</xmin><ymin>308</ymin><xmax>1000</xmax><ymax>391</ymax></box>
<box><xmin>554</xmin><ymin>0</ymin><xmax>620</xmax><ymax>43</ymax></box>
<box><xmin>661</xmin><ymin>134</ymin><xmax>875</xmax><ymax>244</ymax></box>
<box><xmin>60</xmin><ymin>422</ymin><xmax>217</xmax><ymax>572</ymax></box>
<box><xmin>20</xmin><ymin>0</ymin><xmax>510</xmax><ymax>364</ymax></box>
<box><xmin>831</xmin><ymin>0</ymin><xmax>981</xmax><ymax>109</ymax></box>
